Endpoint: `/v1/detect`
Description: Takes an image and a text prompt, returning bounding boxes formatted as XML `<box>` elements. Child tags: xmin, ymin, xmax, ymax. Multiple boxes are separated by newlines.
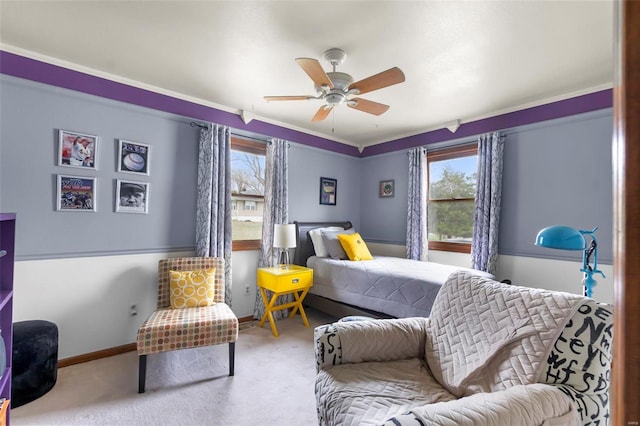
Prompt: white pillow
<box><xmin>321</xmin><ymin>228</ymin><xmax>356</xmax><ymax>260</ymax></box>
<box><xmin>309</xmin><ymin>226</ymin><xmax>345</xmax><ymax>257</ymax></box>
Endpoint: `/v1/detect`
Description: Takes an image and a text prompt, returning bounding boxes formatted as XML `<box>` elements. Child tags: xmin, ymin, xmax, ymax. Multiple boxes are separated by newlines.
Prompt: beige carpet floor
<box><xmin>12</xmin><ymin>308</ymin><xmax>337</xmax><ymax>425</ymax></box>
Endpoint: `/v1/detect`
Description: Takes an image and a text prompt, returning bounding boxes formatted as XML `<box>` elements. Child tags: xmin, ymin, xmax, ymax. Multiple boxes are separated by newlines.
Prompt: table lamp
<box><xmin>274</xmin><ymin>223</ymin><xmax>296</xmax><ymax>268</ymax></box>
<box><xmin>535</xmin><ymin>225</ymin><xmax>605</xmax><ymax>298</ymax></box>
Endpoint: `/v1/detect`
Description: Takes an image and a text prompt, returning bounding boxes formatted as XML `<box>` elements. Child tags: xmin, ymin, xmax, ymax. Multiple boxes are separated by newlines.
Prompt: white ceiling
<box><xmin>0</xmin><ymin>1</ymin><xmax>614</xmax><ymax>150</ymax></box>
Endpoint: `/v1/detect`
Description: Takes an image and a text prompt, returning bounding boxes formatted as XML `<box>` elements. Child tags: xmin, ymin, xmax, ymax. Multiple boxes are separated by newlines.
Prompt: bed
<box><xmin>293</xmin><ymin>221</ymin><xmax>494</xmax><ymax>319</ymax></box>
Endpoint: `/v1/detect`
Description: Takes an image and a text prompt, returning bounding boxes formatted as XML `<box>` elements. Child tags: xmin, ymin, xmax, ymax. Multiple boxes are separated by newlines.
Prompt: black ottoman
<box><xmin>12</xmin><ymin>320</ymin><xmax>58</xmax><ymax>408</ymax></box>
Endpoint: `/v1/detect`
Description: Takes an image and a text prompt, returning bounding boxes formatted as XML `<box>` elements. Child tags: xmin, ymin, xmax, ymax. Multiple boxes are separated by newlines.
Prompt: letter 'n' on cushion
<box><xmin>136</xmin><ymin>257</ymin><xmax>239</xmax><ymax>393</ymax></box>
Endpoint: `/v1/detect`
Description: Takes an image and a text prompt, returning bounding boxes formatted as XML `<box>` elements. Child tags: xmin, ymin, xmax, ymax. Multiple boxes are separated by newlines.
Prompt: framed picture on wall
<box><xmin>58</xmin><ymin>129</ymin><xmax>98</xmax><ymax>169</ymax></box>
<box><xmin>319</xmin><ymin>177</ymin><xmax>337</xmax><ymax>205</ymax></box>
<box><xmin>379</xmin><ymin>179</ymin><xmax>395</xmax><ymax>198</ymax></box>
<box><xmin>117</xmin><ymin>139</ymin><xmax>150</xmax><ymax>175</ymax></box>
<box><xmin>115</xmin><ymin>179</ymin><xmax>149</xmax><ymax>214</ymax></box>
<box><xmin>56</xmin><ymin>175</ymin><xmax>97</xmax><ymax>212</ymax></box>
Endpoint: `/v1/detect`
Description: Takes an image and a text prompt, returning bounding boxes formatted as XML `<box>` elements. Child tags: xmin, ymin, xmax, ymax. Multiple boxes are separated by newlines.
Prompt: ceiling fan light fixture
<box><xmin>325</xmin><ymin>92</ymin><xmax>347</xmax><ymax>105</ymax></box>
<box><xmin>327</xmin><ymin>72</ymin><xmax>353</xmax><ymax>91</ymax></box>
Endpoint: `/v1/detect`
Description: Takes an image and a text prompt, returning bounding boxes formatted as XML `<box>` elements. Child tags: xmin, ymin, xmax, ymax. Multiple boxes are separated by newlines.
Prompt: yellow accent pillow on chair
<box><xmin>337</xmin><ymin>233</ymin><xmax>373</xmax><ymax>261</ymax></box>
<box><xmin>169</xmin><ymin>268</ymin><xmax>216</xmax><ymax>309</ymax></box>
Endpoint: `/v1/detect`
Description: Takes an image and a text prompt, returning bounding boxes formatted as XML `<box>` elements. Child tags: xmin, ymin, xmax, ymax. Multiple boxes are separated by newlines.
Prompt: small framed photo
<box><xmin>118</xmin><ymin>139</ymin><xmax>150</xmax><ymax>175</ymax></box>
<box><xmin>116</xmin><ymin>179</ymin><xmax>149</xmax><ymax>214</ymax></box>
<box><xmin>57</xmin><ymin>175</ymin><xmax>97</xmax><ymax>212</ymax></box>
<box><xmin>379</xmin><ymin>179</ymin><xmax>395</xmax><ymax>198</ymax></box>
<box><xmin>319</xmin><ymin>177</ymin><xmax>337</xmax><ymax>206</ymax></box>
<box><xmin>58</xmin><ymin>130</ymin><xmax>98</xmax><ymax>169</ymax></box>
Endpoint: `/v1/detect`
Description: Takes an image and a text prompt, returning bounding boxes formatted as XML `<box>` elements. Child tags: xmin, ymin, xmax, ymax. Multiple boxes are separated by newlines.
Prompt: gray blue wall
<box><xmin>0</xmin><ymin>75</ymin><xmax>362</xmax><ymax>259</ymax></box>
<box><xmin>1</xmin><ymin>68</ymin><xmax>613</xmax><ymax>264</ymax></box>
<box><xmin>358</xmin><ymin>151</ymin><xmax>408</xmax><ymax>244</ymax></box>
<box><xmin>357</xmin><ymin>109</ymin><xmax>614</xmax><ymax>263</ymax></box>
<box><xmin>1</xmin><ymin>75</ymin><xmax>199</xmax><ymax>258</ymax></box>
<box><xmin>499</xmin><ymin>110</ymin><xmax>613</xmax><ymax>263</ymax></box>
<box><xmin>288</xmin><ymin>144</ymin><xmax>361</xmax><ymax>230</ymax></box>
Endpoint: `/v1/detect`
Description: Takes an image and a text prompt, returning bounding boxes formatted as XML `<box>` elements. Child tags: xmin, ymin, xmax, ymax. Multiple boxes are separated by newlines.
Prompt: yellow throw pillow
<box><xmin>337</xmin><ymin>232</ymin><xmax>373</xmax><ymax>261</ymax></box>
<box><xmin>169</xmin><ymin>268</ymin><xmax>216</xmax><ymax>309</ymax></box>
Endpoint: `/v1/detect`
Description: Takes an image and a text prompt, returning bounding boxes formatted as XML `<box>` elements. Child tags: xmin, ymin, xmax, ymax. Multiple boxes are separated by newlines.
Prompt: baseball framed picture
<box><xmin>58</xmin><ymin>129</ymin><xmax>98</xmax><ymax>169</ymax></box>
<box><xmin>117</xmin><ymin>139</ymin><xmax>150</xmax><ymax>175</ymax></box>
<box><xmin>56</xmin><ymin>175</ymin><xmax>97</xmax><ymax>212</ymax></box>
<box><xmin>116</xmin><ymin>179</ymin><xmax>149</xmax><ymax>214</ymax></box>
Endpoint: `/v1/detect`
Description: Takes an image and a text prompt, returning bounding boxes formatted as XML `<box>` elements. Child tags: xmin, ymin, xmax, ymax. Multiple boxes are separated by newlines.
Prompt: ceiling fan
<box><xmin>264</xmin><ymin>48</ymin><xmax>405</xmax><ymax>122</ymax></box>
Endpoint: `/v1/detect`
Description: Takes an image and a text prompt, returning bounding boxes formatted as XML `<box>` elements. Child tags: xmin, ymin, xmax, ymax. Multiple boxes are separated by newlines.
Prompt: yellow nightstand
<box><xmin>256</xmin><ymin>265</ymin><xmax>313</xmax><ymax>337</ymax></box>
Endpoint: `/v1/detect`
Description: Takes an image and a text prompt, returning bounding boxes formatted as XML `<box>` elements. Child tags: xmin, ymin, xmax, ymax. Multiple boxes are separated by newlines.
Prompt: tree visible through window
<box><xmin>231</xmin><ymin>137</ymin><xmax>266</xmax><ymax>250</ymax></box>
<box><xmin>427</xmin><ymin>144</ymin><xmax>478</xmax><ymax>253</ymax></box>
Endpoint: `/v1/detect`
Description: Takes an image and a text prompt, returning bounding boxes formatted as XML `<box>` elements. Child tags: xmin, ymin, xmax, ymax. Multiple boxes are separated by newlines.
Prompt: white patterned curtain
<box><xmin>254</xmin><ymin>138</ymin><xmax>289</xmax><ymax>320</ymax></box>
<box><xmin>471</xmin><ymin>132</ymin><xmax>504</xmax><ymax>275</ymax></box>
<box><xmin>195</xmin><ymin>124</ymin><xmax>233</xmax><ymax>305</ymax></box>
<box><xmin>406</xmin><ymin>147</ymin><xmax>428</xmax><ymax>261</ymax></box>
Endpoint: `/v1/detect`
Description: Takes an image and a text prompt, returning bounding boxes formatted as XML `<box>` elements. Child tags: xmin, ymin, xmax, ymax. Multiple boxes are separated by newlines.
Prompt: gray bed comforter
<box><xmin>307</xmin><ymin>256</ymin><xmax>493</xmax><ymax>318</ymax></box>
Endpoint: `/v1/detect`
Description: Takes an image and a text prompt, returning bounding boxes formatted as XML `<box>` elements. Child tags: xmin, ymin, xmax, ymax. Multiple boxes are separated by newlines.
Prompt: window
<box><xmin>231</xmin><ymin>137</ymin><xmax>266</xmax><ymax>251</ymax></box>
<box><xmin>427</xmin><ymin>144</ymin><xmax>478</xmax><ymax>253</ymax></box>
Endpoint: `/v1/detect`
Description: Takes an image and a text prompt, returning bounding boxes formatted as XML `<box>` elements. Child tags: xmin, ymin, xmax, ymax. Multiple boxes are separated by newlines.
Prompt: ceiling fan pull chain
<box><xmin>332</xmin><ymin>109</ymin><xmax>335</xmax><ymax>133</ymax></box>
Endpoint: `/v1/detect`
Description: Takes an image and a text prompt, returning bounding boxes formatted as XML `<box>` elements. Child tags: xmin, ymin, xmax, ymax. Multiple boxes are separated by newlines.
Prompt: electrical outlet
<box><xmin>245</xmin><ymin>285</ymin><xmax>250</xmax><ymax>294</ymax></box>
<box><xmin>130</xmin><ymin>304</ymin><xmax>137</xmax><ymax>316</ymax></box>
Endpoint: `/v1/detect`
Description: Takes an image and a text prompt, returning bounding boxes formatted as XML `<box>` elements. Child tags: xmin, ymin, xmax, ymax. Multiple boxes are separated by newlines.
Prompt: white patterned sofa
<box><xmin>314</xmin><ymin>271</ymin><xmax>613</xmax><ymax>426</ymax></box>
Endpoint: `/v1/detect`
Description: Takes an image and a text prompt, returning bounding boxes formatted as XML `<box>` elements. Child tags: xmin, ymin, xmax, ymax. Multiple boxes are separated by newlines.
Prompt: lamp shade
<box><xmin>535</xmin><ymin>225</ymin><xmax>586</xmax><ymax>251</ymax></box>
<box><xmin>273</xmin><ymin>224</ymin><xmax>296</xmax><ymax>249</ymax></box>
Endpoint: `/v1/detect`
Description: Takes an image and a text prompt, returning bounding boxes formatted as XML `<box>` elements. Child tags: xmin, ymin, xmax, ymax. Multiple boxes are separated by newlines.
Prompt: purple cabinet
<box><xmin>0</xmin><ymin>213</ymin><xmax>15</xmax><ymax>423</ymax></box>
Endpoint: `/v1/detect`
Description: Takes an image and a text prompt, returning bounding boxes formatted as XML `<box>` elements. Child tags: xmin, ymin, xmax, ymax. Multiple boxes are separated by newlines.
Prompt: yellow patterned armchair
<box><xmin>136</xmin><ymin>257</ymin><xmax>239</xmax><ymax>393</ymax></box>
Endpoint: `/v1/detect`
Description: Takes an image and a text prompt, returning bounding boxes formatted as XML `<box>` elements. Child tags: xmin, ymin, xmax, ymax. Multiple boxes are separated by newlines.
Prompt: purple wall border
<box><xmin>0</xmin><ymin>51</ymin><xmax>360</xmax><ymax>156</ymax></box>
<box><xmin>362</xmin><ymin>89</ymin><xmax>613</xmax><ymax>157</ymax></box>
<box><xmin>1</xmin><ymin>50</ymin><xmax>612</xmax><ymax>158</ymax></box>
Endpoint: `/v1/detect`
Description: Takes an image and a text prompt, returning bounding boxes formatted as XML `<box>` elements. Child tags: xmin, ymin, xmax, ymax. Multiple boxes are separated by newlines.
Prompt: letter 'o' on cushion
<box><xmin>338</xmin><ymin>232</ymin><xmax>373</xmax><ymax>261</ymax></box>
<box><xmin>169</xmin><ymin>268</ymin><xmax>216</xmax><ymax>309</ymax></box>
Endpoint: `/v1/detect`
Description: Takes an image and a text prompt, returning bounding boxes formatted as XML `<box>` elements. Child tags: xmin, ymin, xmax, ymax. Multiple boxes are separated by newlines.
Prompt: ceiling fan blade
<box><xmin>296</xmin><ymin>58</ymin><xmax>334</xmax><ymax>89</ymax></box>
<box><xmin>348</xmin><ymin>98</ymin><xmax>390</xmax><ymax>116</ymax></box>
<box><xmin>350</xmin><ymin>67</ymin><xmax>405</xmax><ymax>95</ymax></box>
<box><xmin>264</xmin><ymin>95</ymin><xmax>314</xmax><ymax>101</ymax></box>
<box><xmin>311</xmin><ymin>106</ymin><xmax>333</xmax><ymax>122</ymax></box>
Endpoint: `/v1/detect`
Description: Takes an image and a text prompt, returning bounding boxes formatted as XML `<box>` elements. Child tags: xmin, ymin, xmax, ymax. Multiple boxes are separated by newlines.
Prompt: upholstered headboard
<box><xmin>292</xmin><ymin>221</ymin><xmax>353</xmax><ymax>266</ymax></box>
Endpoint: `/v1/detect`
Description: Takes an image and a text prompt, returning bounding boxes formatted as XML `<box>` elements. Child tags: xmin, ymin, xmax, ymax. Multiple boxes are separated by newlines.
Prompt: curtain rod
<box><xmin>189</xmin><ymin>121</ymin><xmax>289</xmax><ymax>146</ymax></box>
<box><xmin>231</xmin><ymin>134</ymin><xmax>290</xmax><ymax>147</ymax></box>
<box><xmin>231</xmin><ymin>133</ymin><xmax>269</xmax><ymax>144</ymax></box>
<box><xmin>189</xmin><ymin>121</ymin><xmax>208</xmax><ymax>129</ymax></box>
<box><xmin>406</xmin><ymin>132</ymin><xmax>507</xmax><ymax>155</ymax></box>
<box><xmin>189</xmin><ymin>121</ymin><xmax>265</xmax><ymax>142</ymax></box>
